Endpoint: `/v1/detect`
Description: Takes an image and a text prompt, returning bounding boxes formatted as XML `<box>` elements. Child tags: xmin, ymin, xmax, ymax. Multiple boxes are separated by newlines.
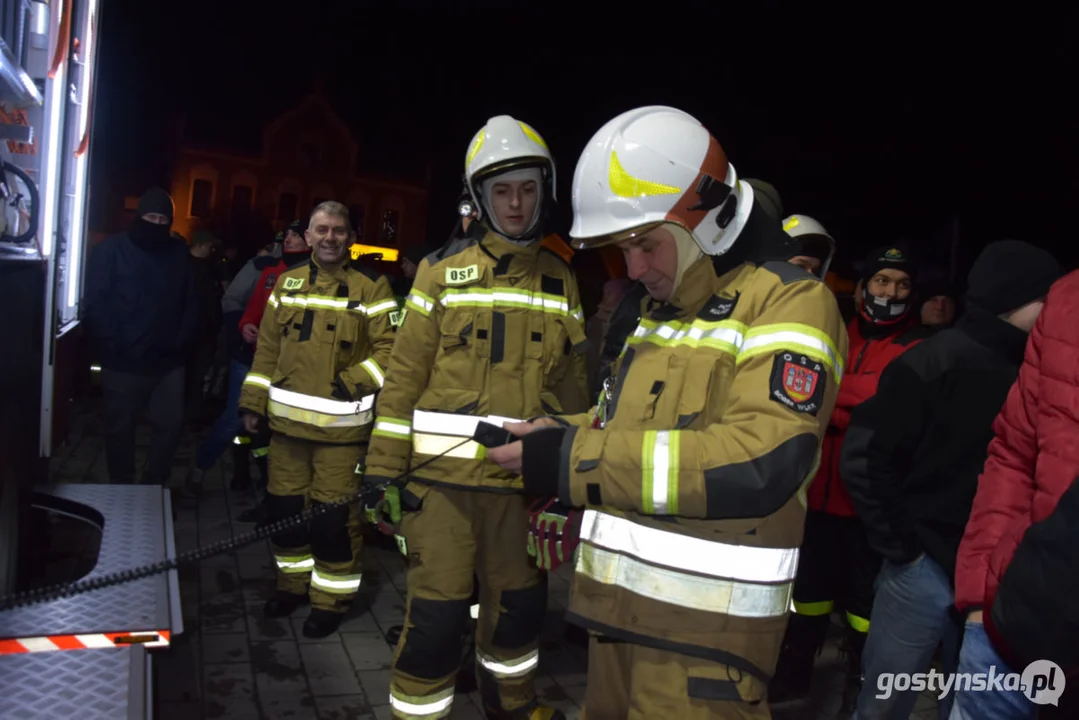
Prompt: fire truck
<box><xmin>0</xmin><ymin>1</ymin><xmax>180</xmax><ymax>717</ymax></box>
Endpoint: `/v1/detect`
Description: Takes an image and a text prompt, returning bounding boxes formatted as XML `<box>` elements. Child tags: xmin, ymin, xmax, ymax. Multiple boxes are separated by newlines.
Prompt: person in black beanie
<box><xmin>83</xmin><ymin>187</ymin><xmax>198</xmax><ymax>486</ymax></box>
<box><xmin>841</xmin><ymin>239</ymin><xmax>1062</xmax><ymax>718</ymax></box>
<box><xmin>917</xmin><ymin>278</ymin><xmax>959</xmax><ymax>331</ymax></box>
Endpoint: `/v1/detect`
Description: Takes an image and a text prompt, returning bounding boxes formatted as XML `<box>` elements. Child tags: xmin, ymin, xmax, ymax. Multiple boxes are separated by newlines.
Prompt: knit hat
<box><xmin>966</xmin><ymin>240</ymin><xmax>1063</xmax><ymax>315</ymax></box>
<box><xmin>137</xmin><ymin>187</ymin><xmax>174</xmax><ymax>222</ymax></box>
<box><xmin>287</xmin><ymin>219</ymin><xmax>305</xmax><ymax>237</ymax></box>
<box><xmin>862</xmin><ymin>244</ymin><xmax>916</xmax><ymax>283</ymax></box>
<box><xmin>744</xmin><ymin>178</ymin><xmax>783</xmax><ymax>221</ymax></box>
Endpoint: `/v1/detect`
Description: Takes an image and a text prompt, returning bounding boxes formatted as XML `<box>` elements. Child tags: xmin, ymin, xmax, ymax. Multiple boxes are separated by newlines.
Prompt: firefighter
<box><xmin>782</xmin><ymin>214</ymin><xmax>836</xmax><ymax>278</ymax></box>
<box><xmin>365</xmin><ymin>115</ymin><xmax>589</xmax><ymax>720</ymax></box>
<box><xmin>238</xmin><ymin>201</ymin><xmax>397</xmax><ymax>638</ymax></box>
<box><xmin>487</xmin><ymin>105</ymin><xmax>848</xmax><ymax>718</ymax></box>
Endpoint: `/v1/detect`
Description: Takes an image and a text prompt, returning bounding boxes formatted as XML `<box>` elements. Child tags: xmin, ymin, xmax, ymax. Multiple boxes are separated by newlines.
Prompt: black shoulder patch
<box><xmin>540</xmin><ymin>274</ymin><xmax>565</xmax><ymax>297</ymax></box>
<box><xmin>760</xmin><ymin>260</ymin><xmax>821</xmax><ymax>286</ymax></box>
<box><xmin>349</xmin><ymin>261</ymin><xmax>382</xmax><ymax>283</ymax></box>
<box><xmin>697</xmin><ymin>292</ymin><xmax>739</xmax><ymax>321</ymax></box>
<box><xmin>432</xmin><ymin>235</ymin><xmax>478</xmax><ymax>264</ymax></box>
<box><xmin>539</xmin><ymin>246</ymin><xmax>573</xmax><ymax>270</ymax></box>
<box><xmin>769</xmin><ymin>351</ymin><xmax>827</xmax><ymax>416</ymax></box>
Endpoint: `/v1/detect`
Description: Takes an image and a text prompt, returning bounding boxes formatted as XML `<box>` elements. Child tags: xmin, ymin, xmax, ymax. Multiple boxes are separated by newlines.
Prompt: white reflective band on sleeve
<box><xmin>406</xmin><ymin>291</ymin><xmax>435</xmax><ymax>315</ymax></box>
<box><xmin>411</xmin><ymin>410</ymin><xmax>522</xmax><ymax>438</ymax></box>
<box><xmin>310</xmin><ymin>569</ymin><xmax>362</xmax><ymax>594</ymax></box>
<box><xmin>648</xmin><ymin>430</ymin><xmax>672</xmax><ymax>515</ymax></box>
<box><xmin>373</xmin><ymin>418</ymin><xmax>412</xmax><ymax>437</ymax></box>
<box><xmin>366</xmin><ymin>298</ymin><xmax>399</xmax><ymax>317</ymax></box>
<box><xmin>578</xmin><ymin>510</ymin><xmax>799</xmax><ymax>584</ymax></box>
<box><xmin>268</xmin><ymin>294</ymin><xmax>279</xmax><ymax>307</ymax></box>
<box><xmin>244</xmin><ymin>373</ymin><xmax>272</xmax><ymax>388</ymax></box>
<box><xmin>268</xmin><ymin>386</ymin><xmax>374</xmax><ymax>415</ymax></box>
<box><xmin>577</xmin><ymin>543</ymin><xmax>792</xmax><ymax>618</ymax></box>
<box><xmin>469</xmin><ymin>603</ymin><xmax>480</xmax><ymax>620</ymax></box>
<box><xmin>740</xmin><ymin>327</ymin><xmax>844</xmax><ymax>382</ymax></box>
<box><xmin>389</xmin><ymin>687</ymin><xmax>454</xmax><ymax>719</ymax></box>
<box><xmin>476</xmin><ymin>648</ymin><xmax>540</xmax><ymax>679</ymax></box>
<box><xmin>360</xmin><ymin>358</ymin><xmax>385</xmax><ymax>387</ymax></box>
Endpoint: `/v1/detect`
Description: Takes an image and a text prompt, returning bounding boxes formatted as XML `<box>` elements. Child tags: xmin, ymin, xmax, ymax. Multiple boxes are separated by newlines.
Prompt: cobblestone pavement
<box><xmin>48</xmin><ymin>398</ymin><xmax>941</xmax><ymax>719</ymax></box>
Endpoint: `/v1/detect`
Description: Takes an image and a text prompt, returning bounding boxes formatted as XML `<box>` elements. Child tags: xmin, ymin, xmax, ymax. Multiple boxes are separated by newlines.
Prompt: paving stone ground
<box><xmin>48</xmin><ymin>396</ymin><xmax>941</xmax><ymax>719</ymax></box>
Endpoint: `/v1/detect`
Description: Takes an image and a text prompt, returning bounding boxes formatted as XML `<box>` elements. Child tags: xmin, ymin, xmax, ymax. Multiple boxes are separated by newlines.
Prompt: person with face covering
<box><xmin>83</xmin><ymin>187</ymin><xmax>199</xmax><ymax>486</ymax></box>
<box><xmin>486</xmin><ymin>106</ymin><xmax>847</xmax><ymax>718</ymax></box>
<box><xmin>770</xmin><ymin>244</ymin><xmax>928</xmax><ymax>710</ymax></box>
<box><xmin>366</xmin><ymin>116</ymin><xmax>589</xmax><ymax>720</ymax></box>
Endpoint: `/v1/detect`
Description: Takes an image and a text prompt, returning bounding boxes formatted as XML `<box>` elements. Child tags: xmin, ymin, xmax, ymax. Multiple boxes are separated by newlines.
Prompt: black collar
<box><xmin>957</xmin><ymin>303</ymin><xmax>1029</xmax><ymax>364</ymax></box>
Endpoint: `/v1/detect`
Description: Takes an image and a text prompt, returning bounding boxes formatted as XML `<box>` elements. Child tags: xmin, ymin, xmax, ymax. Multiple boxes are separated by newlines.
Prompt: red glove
<box><xmin>527</xmin><ymin>498</ymin><xmax>583</xmax><ymax>571</ymax></box>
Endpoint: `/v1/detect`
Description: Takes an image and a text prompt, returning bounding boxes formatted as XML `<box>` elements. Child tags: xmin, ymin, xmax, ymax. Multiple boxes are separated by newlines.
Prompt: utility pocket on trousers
<box><xmin>686</xmin><ymin>664</ymin><xmax>766</xmax><ymax>705</ymax></box>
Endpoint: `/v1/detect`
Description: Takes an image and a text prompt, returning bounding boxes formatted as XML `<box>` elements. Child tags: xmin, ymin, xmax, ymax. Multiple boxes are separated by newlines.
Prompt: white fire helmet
<box><xmin>569</xmin><ymin>106</ymin><xmax>753</xmax><ymax>255</ymax></box>
<box><xmin>463</xmin><ymin>115</ymin><xmax>555</xmax><ymax>241</ymax></box>
<box><xmin>782</xmin><ymin>214</ymin><xmax>836</xmax><ymax>278</ymax></box>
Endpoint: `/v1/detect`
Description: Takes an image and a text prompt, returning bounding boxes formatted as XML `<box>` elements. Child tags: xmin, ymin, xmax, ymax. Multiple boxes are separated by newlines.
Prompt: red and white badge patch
<box><xmin>770</xmin><ymin>352</ymin><xmax>826</xmax><ymax>415</ymax></box>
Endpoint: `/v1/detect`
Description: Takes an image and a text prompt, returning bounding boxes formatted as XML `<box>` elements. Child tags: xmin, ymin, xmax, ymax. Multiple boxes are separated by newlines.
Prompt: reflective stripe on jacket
<box><xmin>365</xmin><ymin>229</ymin><xmax>590</xmax><ymax>492</ymax></box>
<box><xmin>553</xmin><ymin>257</ymin><xmax>848</xmax><ymax>683</ymax></box>
<box><xmin>238</xmin><ymin>258</ymin><xmax>397</xmax><ymax>443</ymax></box>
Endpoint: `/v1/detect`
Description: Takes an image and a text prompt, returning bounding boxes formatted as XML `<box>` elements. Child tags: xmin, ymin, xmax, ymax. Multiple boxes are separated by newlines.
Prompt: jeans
<box><xmin>948</xmin><ymin>622</ymin><xmax>1037</xmax><ymax>720</ymax></box>
<box><xmin>855</xmin><ymin>554</ymin><xmax>962</xmax><ymax>719</ymax></box>
<box><xmin>102</xmin><ymin>365</ymin><xmax>185</xmax><ymax>485</ymax></box>
<box><xmin>194</xmin><ymin>360</ymin><xmax>249</xmax><ymax>471</ymax></box>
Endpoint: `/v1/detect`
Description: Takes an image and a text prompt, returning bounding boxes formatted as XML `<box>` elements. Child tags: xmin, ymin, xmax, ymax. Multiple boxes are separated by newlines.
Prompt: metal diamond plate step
<box><xmin>0</xmin><ymin>646</ymin><xmax>148</xmax><ymax>719</ymax></box>
<box><xmin>0</xmin><ymin>484</ymin><xmax>182</xmax><ymax>639</ymax></box>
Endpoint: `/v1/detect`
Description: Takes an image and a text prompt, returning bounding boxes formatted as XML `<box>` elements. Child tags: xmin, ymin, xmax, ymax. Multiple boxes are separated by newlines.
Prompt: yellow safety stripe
<box><xmin>438</xmin><ymin>286</ymin><xmax>583</xmax><ymax>322</ymax></box>
<box><xmin>476</xmin><ymin>648</ymin><xmax>540</xmax><ymax>679</ymax></box>
<box><xmin>389</xmin><ymin>686</ymin><xmax>454</xmax><ymax>720</ymax></box>
<box><xmin>277</xmin><ymin>294</ymin><xmax>397</xmax><ymax>317</ymax></box>
<box><xmin>792</xmin><ymin>599</ymin><xmax>834</xmax><ymax>616</ymax></box>
<box><xmin>577</xmin><ymin>542</ymin><xmax>792</xmax><ymax>618</ymax></box>
<box><xmin>405</xmin><ymin>289</ymin><xmax>436</xmax><ymax>317</ymax></box>
<box><xmin>243</xmin><ymin>372</ymin><xmax>271</xmax><ymax>389</ymax></box>
<box><xmin>251</xmin><ymin>446</ymin><xmax>268</xmax><ymax>458</ymax></box>
<box><xmin>309</xmin><ymin>569</ymin><xmax>362</xmax><ymax>595</ymax></box>
<box><xmin>846</xmin><ymin>611</ymin><xmax>871</xmax><ymax>633</ymax></box>
<box><xmin>268</xmin><ymin>294</ymin><xmax>279</xmax><ymax>308</ymax></box>
<box><xmin>274</xmin><ymin>554</ymin><xmax>314</xmax><ymax>574</ymax></box>
<box><xmin>412</xmin><ymin>432</ymin><xmax>486</xmax><ymax>459</ymax></box>
<box><xmin>233</xmin><ymin>436</ymin><xmax>251</xmax><ymax>445</ymax></box>
<box><xmin>268</xmin><ymin>400</ymin><xmax>373</xmax><ymax>428</ymax></box>
<box><xmin>641</xmin><ymin>429</ymin><xmax>680</xmax><ymax>515</ymax></box>
<box><xmin>628</xmin><ymin>317</ymin><xmax>746</xmax><ymax>356</ymax></box>
<box><xmin>359</xmin><ymin>358</ymin><xmax>385</xmax><ymax>388</ymax></box>
<box><xmin>372</xmin><ymin>416</ymin><xmax>412</xmax><ymax>441</ymax></box>
<box><xmin>738</xmin><ymin>322</ymin><xmax>844</xmax><ymax>383</ymax></box>
<box><xmin>580</xmin><ymin>510</ymin><xmax>799</xmax><ymax>584</ymax></box>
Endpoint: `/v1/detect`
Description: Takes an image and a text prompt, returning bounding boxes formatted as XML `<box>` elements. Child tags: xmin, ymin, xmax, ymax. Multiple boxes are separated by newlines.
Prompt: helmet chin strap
<box><xmin>480</xmin><ymin>167</ymin><xmax>544</xmax><ymax>243</ymax></box>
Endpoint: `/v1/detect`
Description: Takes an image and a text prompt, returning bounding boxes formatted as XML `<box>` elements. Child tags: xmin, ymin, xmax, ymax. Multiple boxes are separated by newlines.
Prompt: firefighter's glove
<box><xmin>527</xmin><ymin>498</ymin><xmax>582</xmax><ymax>571</ymax></box>
<box><xmin>332</xmin><ymin>375</ymin><xmax>354</xmax><ymax>401</ymax></box>
<box><xmin>519</xmin><ymin>426</ymin><xmax>566</xmax><ymax>498</ymax></box>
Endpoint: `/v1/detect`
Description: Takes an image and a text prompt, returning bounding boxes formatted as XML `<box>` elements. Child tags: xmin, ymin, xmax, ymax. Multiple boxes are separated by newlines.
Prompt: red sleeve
<box><xmin>953</xmin><ymin>313</ymin><xmax>1042</xmax><ymax>611</ymax></box>
<box><xmin>240</xmin><ymin>267</ymin><xmax>276</xmax><ymax>332</ymax></box>
<box><xmin>831</xmin><ymin>336</ymin><xmax>923</xmax><ymax>431</ymax></box>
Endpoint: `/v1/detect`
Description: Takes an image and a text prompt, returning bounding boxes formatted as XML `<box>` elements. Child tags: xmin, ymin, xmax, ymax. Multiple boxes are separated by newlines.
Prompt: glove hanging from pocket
<box><xmin>527</xmin><ymin>497</ymin><xmax>583</xmax><ymax>571</ymax></box>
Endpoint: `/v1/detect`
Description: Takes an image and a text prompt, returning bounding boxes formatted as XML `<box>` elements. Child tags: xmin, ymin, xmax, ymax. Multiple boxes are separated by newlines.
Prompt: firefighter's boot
<box><xmin>302</xmin><ymin>608</ymin><xmax>343</xmax><ymax>638</ymax></box>
<box><xmin>769</xmin><ymin>612</ymin><xmax>831</xmax><ymax>703</ymax></box>
<box><xmin>264</xmin><ymin>591</ymin><xmax>309</xmax><ymax>618</ymax></box>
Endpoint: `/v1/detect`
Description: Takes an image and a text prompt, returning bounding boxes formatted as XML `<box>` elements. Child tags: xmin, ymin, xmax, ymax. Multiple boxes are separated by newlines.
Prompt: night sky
<box><xmin>90</xmin><ymin>2</ymin><xmax>1079</xmax><ymax>281</ymax></box>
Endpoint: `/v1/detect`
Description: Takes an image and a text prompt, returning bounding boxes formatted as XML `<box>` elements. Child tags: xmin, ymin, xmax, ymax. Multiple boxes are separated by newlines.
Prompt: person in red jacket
<box><xmin>771</xmin><ymin>244</ymin><xmax>927</xmax><ymax>708</ymax></box>
<box><xmin>951</xmin><ymin>268</ymin><xmax>1078</xmax><ymax>720</ymax></box>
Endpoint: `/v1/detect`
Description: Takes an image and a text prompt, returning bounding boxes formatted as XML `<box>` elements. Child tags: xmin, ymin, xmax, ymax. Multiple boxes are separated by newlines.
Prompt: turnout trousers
<box><xmin>266</xmin><ymin>434</ymin><xmax>365</xmax><ymax>613</ymax></box>
<box><xmin>390</xmin><ymin>483</ymin><xmax>546</xmax><ymax>720</ymax></box>
<box><xmin>582</xmin><ymin>637</ymin><xmax>771</xmax><ymax>720</ymax></box>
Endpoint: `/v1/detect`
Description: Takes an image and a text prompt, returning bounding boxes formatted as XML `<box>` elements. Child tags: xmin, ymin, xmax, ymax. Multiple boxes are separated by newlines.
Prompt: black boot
<box><xmin>302</xmin><ymin>608</ymin><xmax>343</xmax><ymax>638</ymax></box>
<box><xmin>839</xmin><ymin>627</ymin><xmax>868</xmax><ymax>717</ymax></box>
<box><xmin>769</xmin><ymin>613</ymin><xmax>831</xmax><ymax>704</ymax></box>
<box><xmin>263</xmin><ymin>591</ymin><xmax>309</xmax><ymax>618</ymax></box>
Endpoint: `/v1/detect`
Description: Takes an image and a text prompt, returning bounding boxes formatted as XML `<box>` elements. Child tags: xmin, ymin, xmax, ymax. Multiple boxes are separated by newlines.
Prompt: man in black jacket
<box><xmin>839</xmin><ymin>240</ymin><xmax>1062</xmax><ymax>719</ymax></box>
<box><xmin>84</xmin><ymin>188</ymin><xmax>199</xmax><ymax>485</ymax></box>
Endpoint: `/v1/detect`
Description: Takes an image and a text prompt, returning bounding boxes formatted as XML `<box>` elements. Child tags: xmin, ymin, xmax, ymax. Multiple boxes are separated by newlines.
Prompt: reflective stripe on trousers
<box><xmin>476</xmin><ymin>648</ymin><xmax>540</xmax><ymax>679</ymax></box>
<box><xmin>410</xmin><ymin>409</ymin><xmax>522</xmax><ymax>459</ymax></box>
<box><xmin>577</xmin><ymin>510</ymin><xmax>798</xmax><ymax>618</ymax></box>
<box><xmin>389</xmin><ymin>686</ymin><xmax>454</xmax><ymax>719</ymax></box>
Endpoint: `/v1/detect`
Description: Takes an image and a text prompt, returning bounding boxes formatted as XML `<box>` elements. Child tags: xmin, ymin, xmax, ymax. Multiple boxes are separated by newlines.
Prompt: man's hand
<box><xmin>486</xmin><ymin>419</ymin><xmax>558</xmax><ymax>474</ymax></box>
<box><xmin>242</xmin><ymin>412</ymin><xmax>260</xmax><ymax>435</ymax></box>
<box><xmin>242</xmin><ymin>323</ymin><xmax>259</xmax><ymax>344</ymax></box>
